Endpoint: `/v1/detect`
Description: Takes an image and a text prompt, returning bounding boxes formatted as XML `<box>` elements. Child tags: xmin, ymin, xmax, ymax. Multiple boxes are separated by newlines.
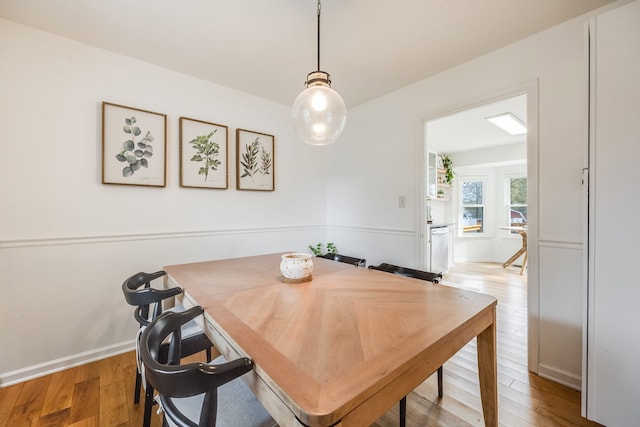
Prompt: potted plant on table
<box><xmin>308</xmin><ymin>242</ymin><xmax>338</xmax><ymax>256</ymax></box>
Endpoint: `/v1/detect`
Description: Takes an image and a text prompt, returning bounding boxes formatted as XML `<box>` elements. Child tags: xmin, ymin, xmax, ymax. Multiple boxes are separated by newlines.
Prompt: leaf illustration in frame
<box><xmin>179</xmin><ymin>117</ymin><xmax>228</xmax><ymax>189</ymax></box>
<box><xmin>236</xmin><ymin>129</ymin><xmax>275</xmax><ymax>191</ymax></box>
<box><xmin>240</xmin><ymin>138</ymin><xmax>261</xmax><ymax>181</ymax></box>
<box><xmin>102</xmin><ymin>102</ymin><xmax>166</xmax><ymax>187</ymax></box>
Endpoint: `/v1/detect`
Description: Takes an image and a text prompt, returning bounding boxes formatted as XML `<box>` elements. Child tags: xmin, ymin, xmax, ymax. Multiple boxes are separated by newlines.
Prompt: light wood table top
<box><xmin>165</xmin><ymin>253</ymin><xmax>498</xmax><ymax>427</ymax></box>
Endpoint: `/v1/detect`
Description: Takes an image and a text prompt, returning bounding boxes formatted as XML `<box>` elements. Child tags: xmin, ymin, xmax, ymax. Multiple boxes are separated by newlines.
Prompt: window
<box><xmin>507</xmin><ymin>176</ymin><xmax>527</xmax><ymax>229</ymax></box>
<box><xmin>460</xmin><ymin>177</ymin><xmax>486</xmax><ymax>234</ymax></box>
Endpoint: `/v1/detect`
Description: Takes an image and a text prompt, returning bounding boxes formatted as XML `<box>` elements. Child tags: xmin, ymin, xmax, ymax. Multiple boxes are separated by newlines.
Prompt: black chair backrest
<box><xmin>368</xmin><ymin>263</ymin><xmax>442</xmax><ymax>283</ymax></box>
<box><xmin>122</xmin><ymin>270</ymin><xmax>183</xmax><ymax>326</ymax></box>
<box><xmin>140</xmin><ymin>306</ymin><xmax>254</xmax><ymax>426</ymax></box>
<box><xmin>319</xmin><ymin>253</ymin><xmax>366</xmax><ymax>267</ymax></box>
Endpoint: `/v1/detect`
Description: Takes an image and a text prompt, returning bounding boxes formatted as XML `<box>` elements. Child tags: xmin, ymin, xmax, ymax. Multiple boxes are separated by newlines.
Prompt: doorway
<box><xmin>425</xmin><ymin>94</ymin><xmax>527</xmax><ymax>269</ymax></box>
<box><xmin>419</xmin><ymin>85</ymin><xmax>540</xmax><ymax>372</ymax></box>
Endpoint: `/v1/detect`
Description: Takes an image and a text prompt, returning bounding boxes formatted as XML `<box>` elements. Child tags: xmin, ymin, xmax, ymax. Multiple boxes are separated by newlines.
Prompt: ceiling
<box><xmin>426</xmin><ymin>94</ymin><xmax>527</xmax><ymax>153</ymax></box>
<box><xmin>0</xmin><ymin>0</ymin><xmax>617</xmax><ymax>109</ymax></box>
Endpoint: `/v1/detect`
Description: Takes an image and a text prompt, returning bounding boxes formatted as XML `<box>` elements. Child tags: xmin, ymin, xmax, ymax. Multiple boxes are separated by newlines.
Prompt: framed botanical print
<box><xmin>102</xmin><ymin>102</ymin><xmax>167</xmax><ymax>187</ymax></box>
<box><xmin>236</xmin><ymin>129</ymin><xmax>275</xmax><ymax>191</ymax></box>
<box><xmin>180</xmin><ymin>117</ymin><xmax>228</xmax><ymax>189</ymax></box>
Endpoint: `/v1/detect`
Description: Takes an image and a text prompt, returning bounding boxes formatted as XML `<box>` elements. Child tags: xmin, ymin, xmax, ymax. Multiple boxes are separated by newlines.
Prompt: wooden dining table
<box><xmin>164</xmin><ymin>253</ymin><xmax>498</xmax><ymax>427</ymax></box>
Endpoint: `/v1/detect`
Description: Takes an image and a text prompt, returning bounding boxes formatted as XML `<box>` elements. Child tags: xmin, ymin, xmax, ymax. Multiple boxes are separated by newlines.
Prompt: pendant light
<box><xmin>292</xmin><ymin>0</ymin><xmax>347</xmax><ymax>146</ymax></box>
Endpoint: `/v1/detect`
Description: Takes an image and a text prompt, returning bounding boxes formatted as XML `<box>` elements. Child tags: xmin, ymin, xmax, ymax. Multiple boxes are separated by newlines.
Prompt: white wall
<box><xmin>0</xmin><ymin>1</ymin><xmax>631</xmax><ymax>391</ymax></box>
<box><xmin>452</xmin><ymin>142</ymin><xmax>527</xmax><ymax>168</ymax></box>
<box><xmin>0</xmin><ymin>19</ymin><xmax>329</xmax><ymax>385</ymax></box>
<box><xmin>325</xmin><ymin>2</ymin><xmax>630</xmax><ymax>388</ymax></box>
<box><xmin>586</xmin><ymin>1</ymin><xmax>640</xmax><ymax>423</ymax></box>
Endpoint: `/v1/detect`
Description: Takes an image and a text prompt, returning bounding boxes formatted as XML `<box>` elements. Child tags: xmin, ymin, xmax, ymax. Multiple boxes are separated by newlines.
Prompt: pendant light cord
<box><xmin>317</xmin><ymin>0</ymin><xmax>321</xmax><ymax>71</ymax></box>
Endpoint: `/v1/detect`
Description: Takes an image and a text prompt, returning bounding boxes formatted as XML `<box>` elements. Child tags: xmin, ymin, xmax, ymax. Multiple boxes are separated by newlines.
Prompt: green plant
<box><xmin>308</xmin><ymin>242</ymin><xmax>338</xmax><ymax>256</ymax></box>
<box><xmin>115</xmin><ymin>116</ymin><xmax>154</xmax><ymax>177</ymax></box>
<box><xmin>441</xmin><ymin>153</ymin><xmax>454</xmax><ymax>184</ymax></box>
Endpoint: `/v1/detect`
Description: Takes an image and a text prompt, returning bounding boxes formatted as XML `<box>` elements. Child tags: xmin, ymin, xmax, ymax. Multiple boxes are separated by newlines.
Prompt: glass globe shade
<box><xmin>292</xmin><ymin>83</ymin><xmax>347</xmax><ymax>146</ymax></box>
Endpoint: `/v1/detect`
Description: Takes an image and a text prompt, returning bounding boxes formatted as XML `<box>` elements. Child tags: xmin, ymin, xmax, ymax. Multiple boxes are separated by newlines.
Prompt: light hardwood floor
<box><xmin>373</xmin><ymin>262</ymin><xmax>601</xmax><ymax>427</ymax></box>
<box><xmin>0</xmin><ymin>262</ymin><xmax>603</xmax><ymax>426</ymax></box>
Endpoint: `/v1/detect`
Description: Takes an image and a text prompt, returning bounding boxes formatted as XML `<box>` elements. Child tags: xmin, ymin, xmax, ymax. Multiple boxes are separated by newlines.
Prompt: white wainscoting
<box><xmin>537</xmin><ymin>239</ymin><xmax>584</xmax><ymax>390</ymax></box>
<box><xmin>326</xmin><ymin>225</ymin><xmax>419</xmax><ymax>269</ymax></box>
<box><xmin>0</xmin><ymin>226</ymin><xmax>324</xmax><ymax>387</ymax></box>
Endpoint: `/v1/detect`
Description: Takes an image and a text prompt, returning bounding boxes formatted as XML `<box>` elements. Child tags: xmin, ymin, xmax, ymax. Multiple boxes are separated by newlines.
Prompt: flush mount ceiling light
<box><xmin>291</xmin><ymin>0</ymin><xmax>347</xmax><ymax>146</ymax></box>
<box><xmin>485</xmin><ymin>112</ymin><xmax>527</xmax><ymax>135</ymax></box>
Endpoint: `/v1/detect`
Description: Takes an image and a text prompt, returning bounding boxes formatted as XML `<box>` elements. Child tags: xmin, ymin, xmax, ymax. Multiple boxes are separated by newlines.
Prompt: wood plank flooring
<box><xmin>0</xmin><ymin>262</ymin><xmax>603</xmax><ymax>426</ymax></box>
<box><xmin>372</xmin><ymin>262</ymin><xmax>602</xmax><ymax>427</ymax></box>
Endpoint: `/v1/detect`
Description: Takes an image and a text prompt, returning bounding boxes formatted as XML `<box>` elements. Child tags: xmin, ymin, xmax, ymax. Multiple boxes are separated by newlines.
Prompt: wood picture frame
<box><xmin>179</xmin><ymin>117</ymin><xmax>228</xmax><ymax>189</ymax></box>
<box><xmin>102</xmin><ymin>102</ymin><xmax>167</xmax><ymax>187</ymax></box>
<box><xmin>236</xmin><ymin>128</ymin><xmax>275</xmax><ymax>191</ymax></box>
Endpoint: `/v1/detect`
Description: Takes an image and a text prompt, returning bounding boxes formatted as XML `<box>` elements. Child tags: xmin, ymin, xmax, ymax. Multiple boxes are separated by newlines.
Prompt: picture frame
<box><xmin>179</xmin><ymin>117</ymin><xmax>228</xmax><ymax>189</ymax></box>
<box><xmin>102</xmin><ymin>102</ymin><xmax>167</xmax><ymax>187</ymax></box>
<box><xmin>236</xmin><ymin>128</ymin><xmax>275</xmax><ymax>191</ymax></box>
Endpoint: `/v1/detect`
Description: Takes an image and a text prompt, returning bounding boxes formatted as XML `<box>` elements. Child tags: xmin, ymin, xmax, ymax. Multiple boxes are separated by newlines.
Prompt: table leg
<box><xmin>477</xmin><ymin>308</ymin><xmax>498</xmax><ymax>427</ymax></box>
<box><xmin>502</xmin><ymin>247</ymin><xmax>526</xmax><ymax>268</ymax></box>
<box><xmin>519</xmin><ymin>251</ymin><xmax>528</xmax><ymax>275</ymax></box>
<box><xmin>503</xmin><ymin>230</ymin><xmax>527</xmax><ymax>274</ymax></box>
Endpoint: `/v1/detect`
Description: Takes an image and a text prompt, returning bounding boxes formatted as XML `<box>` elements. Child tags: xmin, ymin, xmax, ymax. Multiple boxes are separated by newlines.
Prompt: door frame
<box><xmin>416</xmin><ymin>79</ymin><xmax>540</xmax><ymax>372</ymax></box>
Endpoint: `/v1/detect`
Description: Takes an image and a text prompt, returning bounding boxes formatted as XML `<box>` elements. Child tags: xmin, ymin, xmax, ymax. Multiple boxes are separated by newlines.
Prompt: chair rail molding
<box><xmin>0</xmin><ymin>225</ymin><xmax>326</xmax><ymax>249</ymax></box>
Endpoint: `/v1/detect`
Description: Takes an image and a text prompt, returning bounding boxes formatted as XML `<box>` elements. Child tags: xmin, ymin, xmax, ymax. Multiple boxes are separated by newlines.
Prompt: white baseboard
<box><xmin>0</xmin><ymin>340</ymin><xmax>135</xmax><ymax>388</ymax></box>
<box><xmin>538</xmin><ymin>363</ymin><xmax>582</xmax><ymax>391</ymax></box>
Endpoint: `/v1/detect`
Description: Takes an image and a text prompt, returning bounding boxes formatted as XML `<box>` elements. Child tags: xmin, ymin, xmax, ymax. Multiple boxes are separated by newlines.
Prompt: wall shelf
<box><xmin>436</xmin><ymin>166</ymin><xmax>452</xmax><ymax>201</ymax></box>
<box><xmin>428</xmin><ymin>153</ymin><xmax>453</xmax><ymax>201</ymax></box>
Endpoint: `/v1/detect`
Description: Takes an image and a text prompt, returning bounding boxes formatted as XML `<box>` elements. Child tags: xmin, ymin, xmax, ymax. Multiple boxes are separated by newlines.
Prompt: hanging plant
<box><xmin>441</xmin><ymin>154</ymin><xmax>454</xmax><ymax>184</ymax></box>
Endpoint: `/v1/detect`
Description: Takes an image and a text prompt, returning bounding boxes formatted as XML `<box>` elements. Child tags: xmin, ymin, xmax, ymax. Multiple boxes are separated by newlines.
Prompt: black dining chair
<box><xmin>318</xmin><ymin>252</ymin><xmax>366</xmax><ymax>267</ymax></box>
<box><xmin>368</xmin><ymin>263</ymin><xmax>444</xmax><ymax>427</ymax></box>
<box><xmin>368</xmin><ymin>262</ymin><xmax>442</xmax><ymax>283</ymax></box>
<box><xmin>139</xmin><ymin>306</ymin><xmax>275</xmax><ymax>427</ymax></box>
<box><xmin>122</xmin><ymin>270</ymin><xmax>214</xmax><ymax>427</ymax></box>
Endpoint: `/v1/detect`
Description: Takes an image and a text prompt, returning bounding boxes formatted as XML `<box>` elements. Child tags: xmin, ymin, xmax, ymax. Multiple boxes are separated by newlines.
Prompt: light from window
<box><xmin>461</xmin><ymin>179</ymin><xmax>485</xmax><ymax>234</ymax></box>
<box><xmin>508</xmin><ymin>176</ymin><xmax>527</xmax><ymax>230</ymax></box>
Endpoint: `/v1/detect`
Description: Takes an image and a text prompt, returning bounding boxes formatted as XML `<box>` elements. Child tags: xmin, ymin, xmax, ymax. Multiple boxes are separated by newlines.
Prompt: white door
<box><xmin>585</xmin><ymin>1</ymin><xmax>640</xmax><ymax>424</ymax></box>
